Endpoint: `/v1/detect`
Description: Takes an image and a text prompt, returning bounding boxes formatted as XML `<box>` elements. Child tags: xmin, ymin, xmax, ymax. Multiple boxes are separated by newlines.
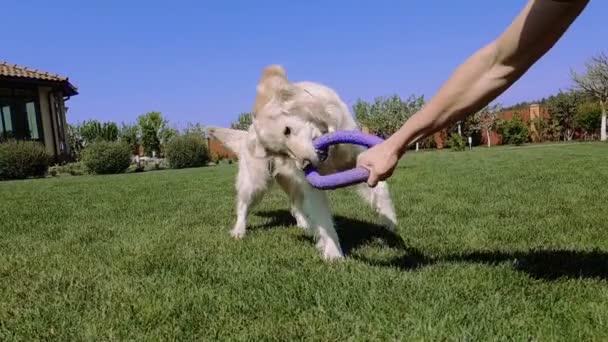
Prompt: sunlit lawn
<box><xmin>1</xmin><ymin>142</ymin><xmax>607</xmax><ymax>340</ymax></box>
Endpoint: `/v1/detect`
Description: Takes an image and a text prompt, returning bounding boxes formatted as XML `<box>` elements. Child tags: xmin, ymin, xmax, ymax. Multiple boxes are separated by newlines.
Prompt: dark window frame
<box><xmin>0</xmin><ymin>84</ymin><xmax>45</xmax><ymax>143</ymax></box>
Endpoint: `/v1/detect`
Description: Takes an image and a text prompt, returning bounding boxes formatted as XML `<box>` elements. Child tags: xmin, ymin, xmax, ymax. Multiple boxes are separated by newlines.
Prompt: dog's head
<box><xmin>250</xmin><ymin>65</ymin><xmax>326</xmax><ymax>169</ymax></box>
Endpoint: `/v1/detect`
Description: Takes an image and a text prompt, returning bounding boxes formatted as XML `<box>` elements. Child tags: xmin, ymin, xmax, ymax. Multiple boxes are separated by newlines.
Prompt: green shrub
<box><xmin>82</xmin><ymin>141</ymin><xmax>132</xmax><ymax>174</ymax></box>
<box><xmin>447</xmin><ymin>133</ymin><xmax>466</xmax><ymax>151</ymax></box>
<box><xmin>0</xmin><ymin>140</ymin><xmax>51</xmax><ymax>180</ymax></box>
<box><xmin>165</xmin><ymin>133</ymin><xmax>209</xmax><ymax>169</ymax></box>
<box><xmin>501</xmin><ymin>114</ymin><xmax>530</xmax><ymax>146</ymax></box>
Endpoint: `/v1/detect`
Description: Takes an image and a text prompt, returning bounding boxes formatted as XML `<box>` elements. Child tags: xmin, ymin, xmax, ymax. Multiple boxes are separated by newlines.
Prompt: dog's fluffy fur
<box><xmin>208</xmin><ymin>65</ymin><xmax>397</xmax><ymax>261</ymax></box>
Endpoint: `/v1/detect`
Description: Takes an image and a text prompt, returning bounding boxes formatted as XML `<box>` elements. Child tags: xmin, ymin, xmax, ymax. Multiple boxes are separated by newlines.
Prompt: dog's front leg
<box><xmin>275</xmin><ymin>174</ymin><xmax>312</xmax><ymax>234</ymax></box>
<box><xmin>277</xmin><ymin>162</ymin><xmax>343</xmax><ymax>260</ymax></box>
<box><xmin>232</xmin><ymin>191</ymin><xmax>262</xmax><ymax>239</ymax></box>
<box><xmin>299</xmin><ymin>185</ymin><xmax>343</xmax><ymax>261</ymax></box>
<box><xmin>232</xmin><ymin>158</ymin><xmax>272</xmax><ymax>239</ymax></box>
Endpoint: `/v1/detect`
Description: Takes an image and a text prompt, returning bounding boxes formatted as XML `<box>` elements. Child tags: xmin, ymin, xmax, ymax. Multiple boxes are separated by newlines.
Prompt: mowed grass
<box><xmin>1</xmin><ymin>143</ymin><xmax>607</xmax><ymax>340</ymax></box>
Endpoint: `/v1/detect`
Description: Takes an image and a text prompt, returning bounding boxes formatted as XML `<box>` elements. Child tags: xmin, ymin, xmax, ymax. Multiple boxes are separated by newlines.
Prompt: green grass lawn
<box><xmin>1</xmin><ymin>143</ymin><xmax>607</xmax><ymax>340</ymax></box>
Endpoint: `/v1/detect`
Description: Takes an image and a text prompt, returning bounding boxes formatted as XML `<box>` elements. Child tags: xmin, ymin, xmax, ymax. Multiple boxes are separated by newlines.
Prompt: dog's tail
<box><xmin>206</xmin><ymin>127</ymin><xmax>248</xmax><ymax>155</ymax></box>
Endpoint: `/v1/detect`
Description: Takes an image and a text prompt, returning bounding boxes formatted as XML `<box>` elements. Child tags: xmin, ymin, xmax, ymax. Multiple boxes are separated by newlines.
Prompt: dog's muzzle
<box><xmin>302</xmin><ymin>147</ymin><xmax>328</xmax><ymax>173</ymax></box>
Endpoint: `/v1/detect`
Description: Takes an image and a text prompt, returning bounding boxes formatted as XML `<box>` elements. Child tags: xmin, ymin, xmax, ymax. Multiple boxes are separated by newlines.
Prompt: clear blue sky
<box><xmin>3</xmin><ymin>0</ymin><xmax>606</xmax><ymax>129</ymax></box>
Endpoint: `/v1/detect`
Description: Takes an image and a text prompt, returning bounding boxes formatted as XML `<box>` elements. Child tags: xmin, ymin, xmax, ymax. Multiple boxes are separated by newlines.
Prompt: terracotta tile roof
<box><xmin>0</xmin><ymin>61</ymin><xmax>78</xmax><ymax>95</ymax></box>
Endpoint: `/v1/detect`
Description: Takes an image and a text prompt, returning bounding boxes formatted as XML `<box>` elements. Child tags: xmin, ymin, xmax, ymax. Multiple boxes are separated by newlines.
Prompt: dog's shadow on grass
<box><xmin>251</xmin><ymin>210</ymin><xmax>299</xmax><ymax>231</ymax></box>
<box><xmin>254</xmin><ymin>210</ymin><xmax>608</xmax><ymax>281</ymax></box>
<box><xmin>254</xmin><ymin>209</ymin><xmax>412</xmax><ymax>252</ymax></box>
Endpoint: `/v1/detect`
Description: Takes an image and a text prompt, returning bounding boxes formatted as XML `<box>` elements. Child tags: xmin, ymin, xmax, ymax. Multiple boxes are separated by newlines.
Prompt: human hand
<box><xmin>356</xmin><ymin>140</ymin><xmax>401</xmax><ymax>187</ymax></box>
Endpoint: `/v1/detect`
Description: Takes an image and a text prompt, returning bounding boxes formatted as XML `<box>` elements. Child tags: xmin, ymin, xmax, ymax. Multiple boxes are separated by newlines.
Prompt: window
<box><xmin>26</xmin><ymin>102</ymin><xmax>39</xmax><ymax>139</ymax></box>
<box><xmin>1</xmin><ymin>106</ymin><xmax>12</xmax><ymax>134</ymax></box>
<box><xmin>0</xmin><ymin>86</ymin><xmax>43</xmax><ymax>141</ymax></box>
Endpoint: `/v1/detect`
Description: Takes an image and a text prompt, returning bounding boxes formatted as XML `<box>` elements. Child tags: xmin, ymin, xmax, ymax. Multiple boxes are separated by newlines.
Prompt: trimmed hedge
<box><xmin>0</xmin><ymin>140</ymin><xmax>52</xmax><ymax>180</ymax></box>
<box><xmin>165</xmin><ymin>133</ymin><xmax>209</xmax><ymax>169</ymax></box>
<box><xmin>82</xmin><ymin>141</ymin><xmax>132</xmax><ymax>174</ymax></box>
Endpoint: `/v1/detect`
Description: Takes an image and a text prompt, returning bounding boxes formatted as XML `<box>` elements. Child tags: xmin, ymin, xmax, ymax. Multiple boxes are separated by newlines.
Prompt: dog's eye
<box><xmin>283</xmin><ymin>127</ymin><xmax>291</xmax><ymax>137</ymax></box>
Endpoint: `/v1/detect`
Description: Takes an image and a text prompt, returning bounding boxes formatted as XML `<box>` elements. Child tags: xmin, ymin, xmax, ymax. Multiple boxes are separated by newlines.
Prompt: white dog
<box><xmin>208</xmin><ymin>65</ymin><xmax>397</xmax><ymax>261</ymax></box>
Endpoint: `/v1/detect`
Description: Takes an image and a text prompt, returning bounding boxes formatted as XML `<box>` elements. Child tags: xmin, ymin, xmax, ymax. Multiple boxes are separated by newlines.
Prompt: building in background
<box><xmin>0</xmin><ymin>62</ymin><xmax>78</xmax><ymax>161</ymax></box>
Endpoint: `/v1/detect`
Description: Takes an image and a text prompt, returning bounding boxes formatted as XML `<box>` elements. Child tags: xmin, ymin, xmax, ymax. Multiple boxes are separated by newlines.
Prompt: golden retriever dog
<box><xmin>208</xmin><ymin>65</ymin><xmax>397</xmax><ymax>261</ymax></box>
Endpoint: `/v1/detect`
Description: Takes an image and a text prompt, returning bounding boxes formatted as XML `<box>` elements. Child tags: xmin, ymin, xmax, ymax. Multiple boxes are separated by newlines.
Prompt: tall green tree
<box><xmin>460</xmin><ymin>112</ymin><xmax>482</xmax><ymax>146</ymax></box>
<box><xmin>66</xmin><ymin>120</ymin><xmax>119</xmax><ymax>160</ymax></box>
<box><xmin>230</xmin><ymin>112</ymin><xmax>253</xmax><ymax>130</ymax></box>
<box><xmin>79</xmin><ymin>120</ymin><xmax>118</xmax><ymax>144</ymax></box>
<box><xmin>545</xmin><ymin>90</ymin><xmax>582</xmax><ymax>141</ymax></box>
<box><xmin>353</xmin><ymin>94</ymin><xmax>425</xmax><ymax>139</ymax></box>
<box><xmin>119</xmin><ymin>123</ymin><xmax>139</xmax><ymax>153</ymax></box>
<box><xmin>571</xmin><ymin>51</ymin><xmax>608</xmax><ymax>141</ymax></box>
<box><xmin>136</xmin><ymin>112</ymin><xmax>175</xmax><ymax>157</ymax></box>
<box><xmin>67</xmin><ymin>124</ymin><xmax>84</xmax><ymax>160</ymax></box>
<box><xmin>575</xmin><ymin>101</ymin><xmax>602</xmax><ymax>139</ymax></box>
<box><xmin>472</xmin><ymin>103</ymin><xmax>503</xmax><ymax>147</ymax></box>
<box><xmin>183</xmin><ymin>122</ymin><xmax>207</xmax><ymax>137</ymax></box>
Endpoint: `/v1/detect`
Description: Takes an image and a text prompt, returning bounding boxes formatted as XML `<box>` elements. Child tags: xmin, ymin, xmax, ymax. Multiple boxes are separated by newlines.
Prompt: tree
<box><xmin>67</xmin><ymin>124</ymin><xmax>84</xmax><ymax>160</ymax></box>
<box><xmin>76</xmin><ymin>120</ymin><xmax>118</xmax><ymax>145</ymax></box>
<box><xmin>79</xmin><ymin>120</ymin><xmax>119</xmax><ymax>144</ymax></box>
<box><xmin>66</xmin><ymin>120</ymin><xmax>119</xmax><ymax>160</ymax></box>
<box><xmin>183</xmin><ymin>122</ymin><xmax>207</xmax><ymax>137</ymax></box>
<box><xmin>353</xmin><ymin>100</ymin><xmax>371</xmax><ymax>129</ymax></box>
<box><xmin>136</xmin><ymin>112</ymin><xmax>175</xmax><ymax>157</ymax></box>
<box><xmin>460</xmin><ymin>112</ymin><xmax>483</xmax><ymax>146</ymax></box>
<box><xmin>473</xmin><ymin>103</ymin><xmax>502</xmax><ymax>147</ymax></box>
<box><xmin>119</xmin><ymin>123</ymin><xmax>139</xmax><ymax>153</ymax></box>
<box><xmin>571</xmin><ymin>51</ymin><xmax>608</xmax><ymax>141</ymax></box>
<box><xmin>78</xmin><ymin>120</ymin><xmax>102</xmax><ymax>144</ymax></box>
<box><xmin>231</xmin><ymin>112</ymin><xmax>253</xmax><ymax>130</ymax></box>
<box><xmin>100</xmin><ymin>122</ymin><xmax>119</xmax><ymax>142</ymax></box>
<box><xmin>575</xmin><ymin>101</ymin><xmax>602</xmax><ymax>140</ymax></box>
<box><xmin>530</xmin><ymin>116</ymin><xmax>548</xmax><ymax>142</ymax></box>
<box><xmin>545</xmin><ymin>90</ymin><xmax>582</xmax><ymax>141</ymax></box>
<box><xmin>353</xmin><ymin>94</ymin><xmax>425</xmax><ymax>139</ymax></box>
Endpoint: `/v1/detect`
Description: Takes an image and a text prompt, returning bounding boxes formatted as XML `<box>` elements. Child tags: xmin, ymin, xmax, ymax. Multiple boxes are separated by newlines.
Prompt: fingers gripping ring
<box><xmin>304</xmin><ymin>130</ymin><xmax>384</xmax><ymax>190</ymax></box>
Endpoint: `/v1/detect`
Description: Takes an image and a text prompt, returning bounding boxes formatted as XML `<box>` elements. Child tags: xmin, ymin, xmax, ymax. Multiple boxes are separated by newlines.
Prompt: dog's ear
<box><xmin>246</xmin><ymin>126</ymin><xmax>268</xmax><ymax>158</ymax></box>
<box><xmin>253</xmin><ymin>64</ymin><xmax>295</xmax><ymax>117</ymax></box>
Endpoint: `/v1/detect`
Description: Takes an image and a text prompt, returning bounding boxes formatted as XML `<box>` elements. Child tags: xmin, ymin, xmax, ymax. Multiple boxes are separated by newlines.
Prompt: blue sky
<box><xmin>3</xmin><ymin>0</ymin><xmax>605</xmax><ymax>129</ymax></box>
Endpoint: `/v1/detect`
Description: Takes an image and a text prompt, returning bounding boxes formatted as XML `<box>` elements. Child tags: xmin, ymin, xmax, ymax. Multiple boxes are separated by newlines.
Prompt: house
<box><xmin>0</xmin><ymin>61</ymin><xmax>78</xmax><ymax>161</ymax></box>
<box><xmin>480</xmin><ymin>103</ymin><xmax>550</xmax><ymax>146</ymax></box>
<box><xmin>430</xmin><ymin>103</ymin><xmax>549</xmax><ymax>147</ymax></box>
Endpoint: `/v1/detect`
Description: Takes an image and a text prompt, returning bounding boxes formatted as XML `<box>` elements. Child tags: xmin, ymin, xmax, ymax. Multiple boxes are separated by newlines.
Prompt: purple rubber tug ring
<box><xmin>304</xmin><ymin>130</ymin><xmax>384</xmax><ymax>190</ymax></box>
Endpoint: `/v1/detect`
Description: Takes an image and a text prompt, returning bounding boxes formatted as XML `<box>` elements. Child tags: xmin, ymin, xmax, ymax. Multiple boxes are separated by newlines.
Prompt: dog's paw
<box><xmin>291</xmin><ymin>210</ymin><xmax>310</xmax><ymax>230</ymax></box>
<box><xmin>319</xmin><ymin>241</ymin><xmax>344</xmax><ymax>261</ymax></box>
<box><xmin>230</xmin><ymin>228</ymin><xmax>246</xmax><ymax>240</ymax></box>
<box><xmin>296</xmin><ymin>220</ymin><xmax>310</xmax><ymax>230</ymax></box>
<box><xmin>322</xmin><ymin>249</ymin><xmax>344</xmax><ymax>261</ymax></box>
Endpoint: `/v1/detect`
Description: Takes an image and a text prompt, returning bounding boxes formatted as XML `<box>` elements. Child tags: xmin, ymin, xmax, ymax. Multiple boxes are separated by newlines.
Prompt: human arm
<box><xmin>358</xmin><ymin>0</ymin><xmax>590</xmax><ymax>186</ymax></box>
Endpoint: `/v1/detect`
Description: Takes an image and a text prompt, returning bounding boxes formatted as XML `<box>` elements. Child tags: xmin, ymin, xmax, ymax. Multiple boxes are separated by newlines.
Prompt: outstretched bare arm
<box><xmin>358</xmin><ymin>0</ymin><xmax>590</xmax><ymax>186</ymax></box>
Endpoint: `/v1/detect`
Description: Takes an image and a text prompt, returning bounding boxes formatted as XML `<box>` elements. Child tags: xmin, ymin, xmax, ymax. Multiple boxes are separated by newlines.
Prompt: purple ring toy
<box><xmin>304</xmin><ymin>130</ymin><xmax>384</xmax><ymax>190</ymax></box>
